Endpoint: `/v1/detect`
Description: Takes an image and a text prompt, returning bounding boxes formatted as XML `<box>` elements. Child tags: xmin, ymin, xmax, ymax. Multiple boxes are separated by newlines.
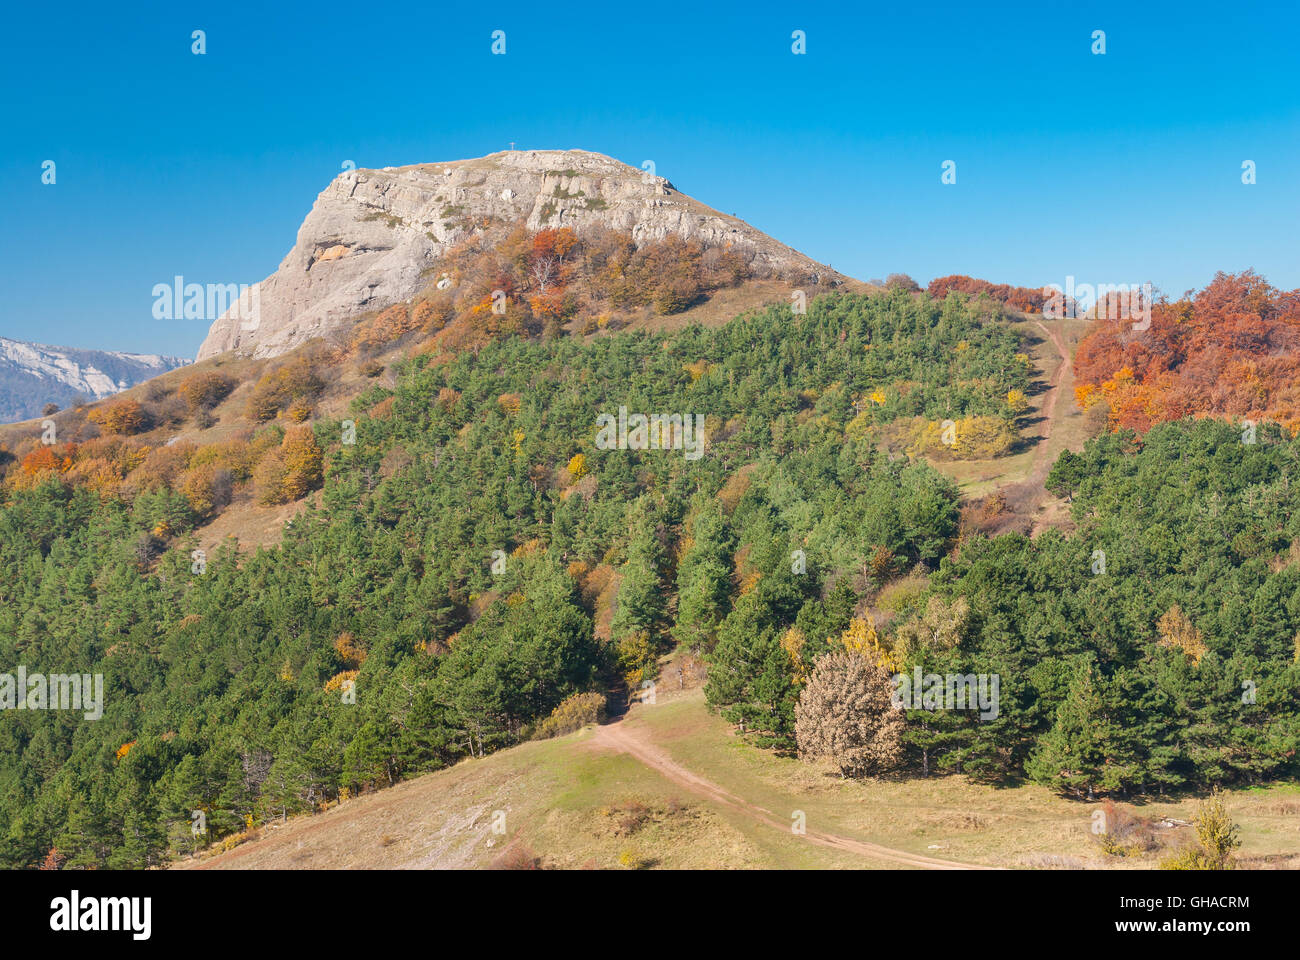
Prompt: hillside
<box><xmin>181</xmin><ymin>686</ymin><xmax>1300</xmax><ymax>871</ymax></box>
<box><xmin>3</xmin><ymin>266</ymin><xmax>1300</xmax><ymax>871</ymax></box>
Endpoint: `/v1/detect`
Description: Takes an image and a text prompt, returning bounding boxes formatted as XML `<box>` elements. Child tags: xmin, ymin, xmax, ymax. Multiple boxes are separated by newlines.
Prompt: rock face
<box><xmin>197</xmin><ymin>149</ymin><xmax>843</xmax><ymax>360</ymax></box>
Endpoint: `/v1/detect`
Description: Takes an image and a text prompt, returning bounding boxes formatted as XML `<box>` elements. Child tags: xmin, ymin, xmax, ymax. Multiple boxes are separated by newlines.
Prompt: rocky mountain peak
<box><xmin>197</xmin><ymin>149</ymin><xmax>843</xmax><ymax>360</ymax></box>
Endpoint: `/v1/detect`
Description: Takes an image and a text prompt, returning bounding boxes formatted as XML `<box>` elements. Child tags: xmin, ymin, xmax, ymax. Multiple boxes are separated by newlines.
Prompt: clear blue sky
<box><xmin>3</xmin><ymin>0</ymin><xmax>1297</xmax><ymax>356</ymax></box>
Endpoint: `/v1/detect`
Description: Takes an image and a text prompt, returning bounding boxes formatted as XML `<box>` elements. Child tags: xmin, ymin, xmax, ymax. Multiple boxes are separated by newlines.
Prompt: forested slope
<box><xmin>2</xmin><ymin>281</ymin><xmax>1298</xmax><ymax>870</ymax></box>
<box><xmin>0</xmin><ymin>289</ymin><xmax>1023</xmax><ymax>867</ymax></box>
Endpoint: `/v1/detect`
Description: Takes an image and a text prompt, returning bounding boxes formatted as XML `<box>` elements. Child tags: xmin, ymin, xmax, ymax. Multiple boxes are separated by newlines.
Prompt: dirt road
<box><xmin>1030</xmin><ymin>319</ymin><xmax>1073</xmax><ymax>484</ymax></box>
<box><xmin>591</xmin><ymin>718</ymin><xmax>990</xmax><ymax>870</ymax></box>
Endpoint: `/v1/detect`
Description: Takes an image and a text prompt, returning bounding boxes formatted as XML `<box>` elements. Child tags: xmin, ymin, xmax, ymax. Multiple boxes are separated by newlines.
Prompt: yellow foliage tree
<box><xmin>279</xmin><ymin>425</ymin><xmax>323</xmax><ymax>500</ymax></box>
<box><xmin>838</xmin><ymin>617</ymin><xmax>899</xmax><ymax>671</ymax></box>
<box><xmin>333</xmin><ymin>631</ymin><xmax>368</xmax><ymax>668</ymax></box>
<box><xmin>781</xmin><ymin>626</ymin><xmax>808</xmax><ymax>682</ymax></box>
<box><xmin>324</xmin><ymin>670</ymin><xmax>358</xmax><ymax>693</ymax></box>
<box><xmin>1157</xmin><ymin>605</ymin><xmax>1207</xmax><ymax>664</ymax></box>
<box><xmin>178</xmin><ymin>371</ymin><xmax>235</xmax><ymax>413</ymax></box>
<box><xmin>908</xmin><ymin>415</ymin><xmax>1018</xmax><ymax>461</ymax></box>
<box><xmin>567</xmin><ymin>452</ymin><xmax>588</xmax><ymax>480</ymax></box>
<box><xmin>683</xmin><ymin>360</ymin><xmax>712</xmax><ymax>382</ymax></box>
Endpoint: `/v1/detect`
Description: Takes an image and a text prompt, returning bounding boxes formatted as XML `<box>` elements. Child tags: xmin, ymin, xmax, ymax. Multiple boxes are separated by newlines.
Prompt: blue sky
<box><xmin>3</xmin><ymin>0</ymin><xmax>1297</xmax><ymax>356</ymax></box>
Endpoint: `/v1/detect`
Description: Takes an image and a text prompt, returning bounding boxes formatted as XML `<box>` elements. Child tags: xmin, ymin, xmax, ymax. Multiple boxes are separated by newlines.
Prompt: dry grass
<box><xmin>182</xmin><ymin>687</ymin><xmax>1300</xmax><ymax>871</ymax></box>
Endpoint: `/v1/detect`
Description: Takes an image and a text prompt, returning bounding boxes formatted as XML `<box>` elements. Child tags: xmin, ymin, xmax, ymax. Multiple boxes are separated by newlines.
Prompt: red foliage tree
<box><xmin>927</xmin><ymin>275</ymin><xmax>1046</xmax><ymax>313</ymax></box>
<box><xmin>1073</xmin><ymin>271</ymin><xmax>1300</xmax><ymax>434</ymax></box>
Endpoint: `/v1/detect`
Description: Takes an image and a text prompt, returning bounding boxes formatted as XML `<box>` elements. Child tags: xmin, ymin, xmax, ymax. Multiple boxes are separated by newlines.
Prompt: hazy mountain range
<box><xmin>0</xmin><ymin>337</ymin><xmax>189</xmax><ymax>424</ymax></box>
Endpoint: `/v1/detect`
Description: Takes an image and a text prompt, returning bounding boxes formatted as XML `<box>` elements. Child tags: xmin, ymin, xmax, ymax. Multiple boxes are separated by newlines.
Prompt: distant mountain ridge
<box><xmin>0</xmin><ymin>337</ymin><xmax>189</xmax><ymax>424</ymax></box>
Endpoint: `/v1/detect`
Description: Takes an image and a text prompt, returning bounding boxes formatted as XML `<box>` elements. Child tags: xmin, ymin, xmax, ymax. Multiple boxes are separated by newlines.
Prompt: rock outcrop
<box><xmin>198</xmin><ymin>149</ymin><xmax>844</xmax><ymax>360</ymax></box>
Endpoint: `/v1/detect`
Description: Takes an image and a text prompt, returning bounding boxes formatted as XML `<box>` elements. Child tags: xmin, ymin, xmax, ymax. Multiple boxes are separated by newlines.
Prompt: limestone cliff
<box><xmin>198</xmin><ymin>149</ymin><xmax>845</xmax><ymax>359</ymax></box>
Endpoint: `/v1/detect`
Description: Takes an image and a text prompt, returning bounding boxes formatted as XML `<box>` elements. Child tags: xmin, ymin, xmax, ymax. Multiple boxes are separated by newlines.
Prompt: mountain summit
<box><xmin>197</xmin><ymin>149</ymin><xmax>845</xmax><ymax>360</ymax></box>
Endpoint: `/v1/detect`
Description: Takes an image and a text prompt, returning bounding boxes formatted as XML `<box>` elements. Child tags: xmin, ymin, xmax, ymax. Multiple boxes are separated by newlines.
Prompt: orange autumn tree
<box><xmin>20</xmin><ymin>444</ymin><xmax>74</xmax><ymax>477</ymax></box>
<box><xmin>254</xmin><ymin>425</ymin><xmax>323</xmax><ymax>504</ymax></box>
<box><xmin>279</xmin><ymin>425</ymin><xmax>324</xmax><ymax>500</ymax></box>
<box><xmin>527</xmin><ymin>229</ymin><xmax>580</xmax><ymax>325</ymax></box>
<box><xmin>1074</xmin><ymin>271</ymin><xmax>1300</xmax><ymax>434</ymax></box>
<box><xmin>88</xmin><ymin>397</ymin><xmax>149</xmax><ymax>435</ymax></box>
<box><xmin>528</xmin><ymin>228</ymin><xmax>578</xmax><ymax>293</ymax></box>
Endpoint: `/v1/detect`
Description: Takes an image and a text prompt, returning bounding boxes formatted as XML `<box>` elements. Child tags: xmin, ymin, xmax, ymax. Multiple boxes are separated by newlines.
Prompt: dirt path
<box><xmin>1018</xmin><ymin>318</ymin><xmax>1081</xmax><ymax>536</ymax></box>
<box><xmin>591</xmin><ymin>718</ymin><xmax>989</xmax><ymax>870</ymax></box>
<box><xmin>1029</xmin><ymin>320</ymin><xmax>1072</xmax><ymax>484</ymax></box>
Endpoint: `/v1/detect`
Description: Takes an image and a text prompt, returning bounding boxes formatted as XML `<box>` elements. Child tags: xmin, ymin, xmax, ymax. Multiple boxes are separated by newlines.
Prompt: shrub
<box><xmin>179</xmin><ymin>371</ymin><xmax>236</xmax><ymax>413</ymax></box>
<box><xmin>88</xmin><ymin>398</ymin><xmax>149</xmax><ymax>435</ymax></box>
<box><xmin>604</xmin><ymin>799</ymin><xmax>653</xmax><ymax>836</ymax></box>
<box><xmin>1160</xmin><ymin>846</ymin><xmax>1214</xmax><ymax>870</ymax></box>
<box><xmin>1195</xmin><ymin>790</ymin><xmax>1241</xmax><ymax>867</ymax></box>
<box><xmin>534</xmin><ymin>692</ymin><xmax>606</xmax><ymax>739</ymax></box>
<box><xmin>490</xmin><ymin>841</ymin><xmax>541</xmax><ymax>870</ymax></box>
<box><xmin>246</xmin><ymin>358</ymin><xmax>324</xmax><ymax>421</ymax></box>
<box><xmin>1094</xmin><ymin>800</ymin><xmax>1158</xmax><ymax>857</ymax></box>
<box><xmin>1160</xmin><ymin>790</ymin><xmax>1241</xmax><ymax>870</ymax></box>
